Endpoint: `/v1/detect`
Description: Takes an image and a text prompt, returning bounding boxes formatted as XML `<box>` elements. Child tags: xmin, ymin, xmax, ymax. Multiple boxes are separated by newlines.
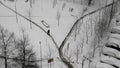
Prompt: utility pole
<box><xmin>39</xmin><ymin>41</ymin><xmax>42</xmax><ymax>68</ymax></box>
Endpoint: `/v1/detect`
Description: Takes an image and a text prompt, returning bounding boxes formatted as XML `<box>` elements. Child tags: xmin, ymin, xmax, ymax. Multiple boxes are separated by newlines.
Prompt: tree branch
<box><xmin>6</xmin><ymin>33</ymin><xmax>14</xmax><ymax>45</ymax></box>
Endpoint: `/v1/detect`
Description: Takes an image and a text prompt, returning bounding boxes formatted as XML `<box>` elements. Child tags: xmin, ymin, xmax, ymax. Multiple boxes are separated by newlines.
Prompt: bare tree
<box><xmin>14</xmin><ymin>30</ymin><xmax>39</xmax><ymax>68</ymax></box>
<box><xmin>0</xmin><ymin>25</ymin><xmax>15</xmax><ymax>68</ymax></box>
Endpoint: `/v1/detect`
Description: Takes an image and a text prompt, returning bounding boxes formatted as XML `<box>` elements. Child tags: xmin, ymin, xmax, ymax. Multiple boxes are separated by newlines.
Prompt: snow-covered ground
<box><xmin>0</xmin><ymin>0</ymin><xmax>115</xmax><ymax>68</ymax></box>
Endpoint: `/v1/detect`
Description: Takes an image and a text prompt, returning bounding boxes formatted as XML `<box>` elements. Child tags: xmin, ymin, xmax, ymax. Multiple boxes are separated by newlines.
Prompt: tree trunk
<box><xmin>22</xmin><ymin>64</ymin><xmax>24</xmax><ymax>68</ymax></box>
<box><xmin>4</xmin><ymin>45</ymin><xmax>7</xmax><ymax>68</ymax></box>
<box><xmin>22</xmin><ymin>46</ymin><xmax>26</xmax><ymax>68</ymax></box>
<box><xmin>4</xmin><ymin>53</ymin><xmax>7</xmax><ymax>68</ymax></box>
